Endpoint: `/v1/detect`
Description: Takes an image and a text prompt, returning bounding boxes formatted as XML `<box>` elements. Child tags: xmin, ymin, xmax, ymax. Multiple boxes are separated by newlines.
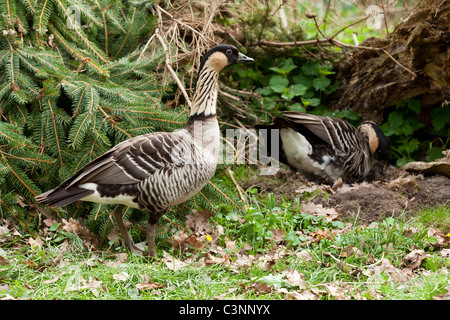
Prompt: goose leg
<box><xmin>146</xmin><ymin>223</ymin><xmax>157</xmax><ymax>258</ymax></box>
<box><xmin>146</xmin><ymin>212</ymin><xmax>163</xmax><ymax>258</ymax></box>
<box><xmin>113</xmin><ymin>205</ymin><xmax>143</xmax><ymax>255</ymax></box>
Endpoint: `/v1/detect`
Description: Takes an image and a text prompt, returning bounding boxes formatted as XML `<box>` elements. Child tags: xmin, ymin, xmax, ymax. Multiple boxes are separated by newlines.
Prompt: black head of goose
<box><xmin>36</xmin><ymin>44</ymin><xmax>253</xmax><ymax>258</ymax></box>
<box><xmin>256</xmin><ymin>111</ymin><xmax>390</xmax><ymax>185</ymax></box>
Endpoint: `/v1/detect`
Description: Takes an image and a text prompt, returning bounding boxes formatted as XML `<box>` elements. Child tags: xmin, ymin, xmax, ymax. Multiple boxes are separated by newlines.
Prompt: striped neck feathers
<box><xmin>189</xmin><ymin>65</ymin><xmax>220</xmax><ymax>118</ymax></box>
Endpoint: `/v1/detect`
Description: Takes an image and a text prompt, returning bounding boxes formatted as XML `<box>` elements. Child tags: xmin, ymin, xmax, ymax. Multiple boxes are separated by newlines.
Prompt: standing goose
<box><xmin>256</xmin><ymin>111</ymin><xmax>389</xmax><ymax>185</ymax></box>
<box><xmin>36</xmin><ymin>45</ymin><xmax>254</xmax><ymax>257</ymax></box>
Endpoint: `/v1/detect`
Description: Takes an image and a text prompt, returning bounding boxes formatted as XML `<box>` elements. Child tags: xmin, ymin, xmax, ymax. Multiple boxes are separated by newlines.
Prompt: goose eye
<box><xmin>226</xmin><ymin>49</ymin><xmax>233</xmax><ymax>55</ymax></box>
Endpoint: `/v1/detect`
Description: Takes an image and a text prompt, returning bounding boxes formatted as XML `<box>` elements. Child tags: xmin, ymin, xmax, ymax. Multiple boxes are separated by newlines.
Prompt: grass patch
<box><xmin>1</xmin><ymin>192</ymin><xmax>448</xmax><ymax>300</ymax></box>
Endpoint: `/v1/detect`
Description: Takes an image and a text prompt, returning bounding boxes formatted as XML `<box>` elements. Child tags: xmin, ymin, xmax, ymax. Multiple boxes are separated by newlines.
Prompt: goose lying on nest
<box><xmin>256</xmin><ymin>111</ymin><xmax>390</xmax><ymax>186</ymax></box>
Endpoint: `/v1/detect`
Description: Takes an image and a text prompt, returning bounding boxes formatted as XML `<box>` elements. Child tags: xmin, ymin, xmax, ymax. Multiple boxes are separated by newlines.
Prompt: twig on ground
<box><xmin>225</xmin><ymin>167</ymin><xmax>248</xmax><ymax>209</ymax></box>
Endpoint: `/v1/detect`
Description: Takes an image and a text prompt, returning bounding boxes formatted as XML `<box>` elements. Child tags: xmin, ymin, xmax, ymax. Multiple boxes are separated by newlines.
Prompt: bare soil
<box><xmin>242</xmin><ymin>166</ymin><xmax>450</xmax><ymax>224</ymax></box>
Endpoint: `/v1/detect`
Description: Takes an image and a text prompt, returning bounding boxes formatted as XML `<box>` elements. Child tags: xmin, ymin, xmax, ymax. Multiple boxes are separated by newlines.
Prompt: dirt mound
<box><xmin>326</xmin><ymin>175</ymin><xmax>450</xmax><ymax>223</ymax></box>
<box><xmin>243</xmin><ymin>166</ymin><xmax>449</xmax><ymax>224</ymax></box>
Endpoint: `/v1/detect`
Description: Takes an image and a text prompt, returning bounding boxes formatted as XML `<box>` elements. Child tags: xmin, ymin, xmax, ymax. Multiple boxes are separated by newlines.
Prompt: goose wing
<box><xmin>65</xmin><ymin>131</ymin><xmax>188</xmax><ymax>187</ymax></box>
<box><xmin>283</xmin><ymin>111</ymin><xmax>359</xmax><ymax>153</ymax></box>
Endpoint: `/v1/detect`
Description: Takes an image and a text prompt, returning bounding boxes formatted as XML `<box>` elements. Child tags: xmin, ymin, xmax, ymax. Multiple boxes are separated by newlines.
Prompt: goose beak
<box><xmin>238</xmin><ymin>52</ymin><xmax>254</xmax><ymax>63</ymax></box>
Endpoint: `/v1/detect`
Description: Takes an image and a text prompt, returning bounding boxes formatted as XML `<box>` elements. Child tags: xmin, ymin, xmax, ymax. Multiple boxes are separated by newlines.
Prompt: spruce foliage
<box><xmin>0</xmin><ymin>0</ymin><xmax>240</xmax><ymax>239</ymax></box>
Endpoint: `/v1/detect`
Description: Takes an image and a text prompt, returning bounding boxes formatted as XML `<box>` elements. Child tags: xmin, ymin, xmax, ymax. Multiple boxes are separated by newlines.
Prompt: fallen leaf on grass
<box><xmin>163</xmin><ymin>251</ymin><xmax>188</xmax><ymax>271</ymax></box>
<box><xmin>364</xmin><ymin>258</ymin><xmax>411</xmax><ymax>283</ymax></box>
<box><xmin>270</xmin><ymin>228</ymin><xmax>285</xmax><ymax>243</ymax></box>
<box><xmin>203</xmin><ymin>252</ymin><xmax>232</xmax><ymax>266</ymax></box>
<box><xmin>135</xmin><ymin>281</ymin><xmax>165</xmax><ymax>291</ymax></box>
<box><xmin>113</xmin><ymin>271</ymin><xmax>129</xmax><ymax>282</ymax></box>
<box><xmin>427</xmin><ymin>227</ymin><xmax>450</xmax><ymax>250</ymax></box>
<box><xmin>64</xmin><ymin>276</ymin><xmax>105</xmax><ymax>297</ymax></box>
<box><xmin>278</xmin><ymin>288</ymin><xmax>318</xmax><ymax>300</ymax></box>
<box><xmin>295</xmin><ymin>250</ymin><xmax>313</xmax><ymax>262</ymax></box>
<box><xmin>441</xmin><ymin>249</ymin><xmax>450</xmax><ymax>258</ymax></box>
<box><xmin>43</xmin><ymin>274</ymin><xmax>60</xmax><ymax>284</ymax></box>
<box><xmin>343</xmin><ymin>245</ymin><xmax>363</xmax><ymax>258</ymax></box>
<box><xmin>283</xmin><ymin>269</ymin><xmax>307</xmax><ymax>289</ymax></box>
<box><xmin>186</xmin><ymin>209</ymin><xmax>215</xmax><ymax>234</ymax></box>
<box><xmin>0</xmin><ymin>256</ymin><xmax>9</xmax><ymax>266</ymax></box>
<box><xmin>105</xmin><ymin>253</ymin><xmax>128</xmax><ymax>267</ymax></box>
<box><xmin>240</xmin><ymin>281</ymin><xmax>273</xmax><ymax>295</ymax></box>
<box><xmin>401</xmin><ymin>249</ymin><xmax>430</xmax><ymax>270</ymax></box>
<box><xmin>27</xmin><ymin>237</ymin><xmax>44</xmax><ymax>248</ymax></box>
<box><xmin>301</xmin><ymin>202</ymin><xmax>341</xmax><ymax>221</ymax></box>
<box><xmin>433</xmin><ymin>285</ymin><xmax>450</xmax><ymax>300</ymax></box>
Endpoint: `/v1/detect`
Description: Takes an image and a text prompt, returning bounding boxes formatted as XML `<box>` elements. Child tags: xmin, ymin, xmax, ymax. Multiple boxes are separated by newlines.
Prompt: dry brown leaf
<box><xmin>401</xmin><ymin>249</ymin><xmax>430</xmax><ymax>270</ymax></box>
<box><xmin>65</xmin><ymin>276</ymin><xmax>105</xmax><ymax>297</ymax></box>
<box><xmin>163</xmin><ymin>251</ymin><xmax>188</xmax><ymax>271</ymax></box>
<box><xmin>427</xmin><ymin>227</ymin><xmax>450</xmax><ymax>250</ymax></box>
<box><xmin>249</xmin><ymin>282</ymin><xmax>273</xmax><ymax>294</ymax></box>
<box><xmin>0</xmin><ymin>256</ymin><xmax>9</xmax><ymax>266</ymax></box>
<box><xmin>202</xmin><ymin>252</ymin><xmax>232</xmax><ymax>266</ymax></box>
<box><xmin>225</xmin><ymin>240</ymin><xmax>236</xmax><ymax>250</ymax></box>
<box><xmin>433</xmin><ymin>285</ymin><xmax>450</xmax><ymax>300</ymax></box>
<box><xmin>441</xmin><ymin>249</ymin><xmax>450</xmax><ymax>258</ymax></box>
<box><xmin>186</xmin><ymin>209</ymin><xmax>214</xmax><ymax>234</ymax></box>
<box><xmin>235</xmin><ymin>253</ymin><xmax>256</xmax><ymax>267</ymax></box>
<box><xmin>309</xmin><ymin>229</ymin><xmax>333</xmax><ymax>243</ymax></box>
<box><xmin>270</xmin><ymin>228</ymin><xmax>285</xmax><ymax>243</ymax></box>
<box><xmin>301</xmin><ymin>202</ymin><xmax>341</xmax><ymax>221</ymax></box>
<box><xmin>113</xmin><ymin>272</ymin><xmax>129</xmax><ymax>282</ymax></box>
<box><xmin>343</xmin><ymin>245</ymin><xmax>363</xmax><ymax>258</ymax></box>
<box><xmin>136</xmin><ymin>281</ymin><xmax>165</xmax><ymax>291</ymax></box>
<box><xmin>283</xmin><ymin>269</ymin><xmax>307</xmax><ymax>289</ymax></box>
<box><xmin>364</xmin><ymin>258</ymin><xmax>411</xmax><ymax>283</ymax></box>
<box><xmin>43</xmin><ymin>274</ymin><xmax>60</xmax><ymax>284</ymax></box>
<box><xmin>105</xmin><ymin>252</ymin><xmax>128</xmax><ymax>267</ymax></box>
<box><xmin>295</xmin><ymin>250</ymin><xmax>313</xmax><ymax>262</ymax></box>
<box><xmin>281</xmin><ymin>289</ymin><xmax>318</xmax><ymax>300</ymax></box>
<box><xmin>27</xmin><ymin>237</ymin><xmax>43</xmax><ymax>248</ymax></box>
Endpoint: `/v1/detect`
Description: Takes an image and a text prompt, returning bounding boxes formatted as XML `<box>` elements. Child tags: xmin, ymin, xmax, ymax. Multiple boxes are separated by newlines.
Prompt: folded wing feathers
<box><xmin>36</xmin><ymin>130</ymin><xmax>193</xmax><ymax>206</ymax></box>
<box><xmin>284</xmin><ymin>111</ymin><xmax>361</xmax><ymax>154</ymax></box>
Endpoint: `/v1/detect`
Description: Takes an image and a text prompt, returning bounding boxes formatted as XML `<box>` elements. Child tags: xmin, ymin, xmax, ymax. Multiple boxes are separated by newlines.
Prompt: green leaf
<box><xmin>431</xmin><ymin>106</ymin><xmax>450</xmax><ymax>132</ymax></box>
<box><xmin>269</xmin><ymin>75</ymin><xmax>289</xmax><ymax>93</ymax></box>
<box><xmin>312</xmin><ymin>77</ymin><xmax>331</xmax><ymax>91</ymax></box>
<box><xmin>269</xmin><ymin>58</ymin><xmax>297</xmax><ymax>76</ymax></box>
<box><xmin>288</xmin><ymin>103</ymin><xmax>306</xmax><ymax>112</ymax></box>
<box><xmin>255</xmin><ymin>87</ymin><xmax>272</xmax><ymax>96</ymax></box>
<box><xmin>301</xmin><ymin>97</ymin><xmax>320</xmax><ymax>107</ymax></box>
<box><xmin>301</xmin><ymin>62</ymin><xmax>320</xmax><ymax>76</ymax></box>
<box><xmin>291</xmin><ymin>84</ymin><xmax>308</xmax><ymax>96</ymax></box>
<box><xmin>407</xmin><ymin>99</ymin><xmax>421</xmax><ymax>115</ymax></box>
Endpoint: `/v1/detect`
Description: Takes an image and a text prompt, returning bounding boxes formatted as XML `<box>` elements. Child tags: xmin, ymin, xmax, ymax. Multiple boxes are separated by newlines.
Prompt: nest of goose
<box><xmin>243</xmin><ymin>152</ymin><xmax>450</xmax><ymax>225</ymax></box>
